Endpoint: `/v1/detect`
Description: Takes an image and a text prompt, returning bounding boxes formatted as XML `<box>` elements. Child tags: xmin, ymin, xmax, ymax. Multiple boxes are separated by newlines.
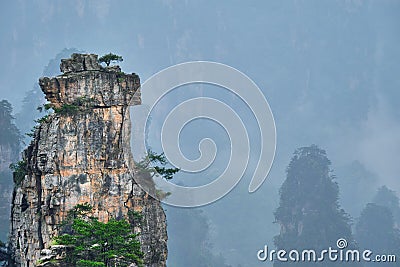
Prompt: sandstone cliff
<box><xmin>9</xmin><ymin>54</ymin><xmax>167</xmax><ymax>266</ymax></box>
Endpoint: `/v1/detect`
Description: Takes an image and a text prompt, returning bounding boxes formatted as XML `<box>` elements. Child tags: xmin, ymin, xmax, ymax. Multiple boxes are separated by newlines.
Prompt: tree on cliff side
<box><xmin>274</xmin><ymin>145</ymin><xmax>360</xmax><ymax>267</ymax></box>
<box><xmin>138</xmin><ymin>149</ymin><xmax>180</xmax><ymax>180</ymax></box>
<box><xmin>56</xmin><ymin>204</ymin><xmax>143</xmax><ymax>267</ymax></box>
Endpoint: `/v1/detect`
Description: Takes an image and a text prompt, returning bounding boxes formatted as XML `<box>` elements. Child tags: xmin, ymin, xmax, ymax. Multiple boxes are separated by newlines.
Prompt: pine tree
<box><xmin>98</xmin><ymin>53</ymin><xmax>123</xmax><ymax>66</ymax></box>
<box><xmin>55</xmin><ymin>204</ymin><xmax>143</xmax><ymax>267</ymax></box>
<box><xmin>274</xmin><ymin>145</ymin><xmax>360</xmax><ymax>266</ymax></box>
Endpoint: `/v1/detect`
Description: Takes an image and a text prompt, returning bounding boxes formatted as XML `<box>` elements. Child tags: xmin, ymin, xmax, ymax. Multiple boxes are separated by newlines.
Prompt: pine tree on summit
<box><xmin>98</xmin><ymin>53</ymin><xmax>123</xmax><ymax>66</ymax></box>
<box><xmin>274</xmin><ymin>145</ymin><xmax>361</xmax><ymax>267</ymax></box>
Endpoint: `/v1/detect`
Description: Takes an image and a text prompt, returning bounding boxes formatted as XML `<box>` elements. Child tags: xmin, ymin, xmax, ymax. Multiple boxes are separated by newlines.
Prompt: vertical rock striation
<box><xmin>9</xmin><ymin>54</ymin><xmax>167</xmax><ymax>266</ymax></box>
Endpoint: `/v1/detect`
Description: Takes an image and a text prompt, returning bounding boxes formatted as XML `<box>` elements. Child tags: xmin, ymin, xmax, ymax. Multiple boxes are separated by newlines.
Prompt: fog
<box><xmin>1</xmin><ymin>1</ymin><xmax>399</xmax><ymax>266</ymax></box>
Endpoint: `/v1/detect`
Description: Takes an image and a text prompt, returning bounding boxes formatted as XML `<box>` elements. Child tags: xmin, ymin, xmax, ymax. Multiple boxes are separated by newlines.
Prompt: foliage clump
<box><xmin>98</xmin><ymin>53</ymin><xmax>123</xmax><ymax>67</ymax></box>
<box><xmin>38</xmin><ymin>97</ymin><xmax>98</xmax><ymax>116</ymax></box>
<box><xmin>55</xmin><ymin>203</ymin><xmax>143</xmax><ymax>267</ymax></box>
<box><xmin>134</xmin><ymin>150</ymin><xmax>179</xmax><ymax>199</ymax></box>
<box><xmin>34</xmin><ymin>114</ymin><xmax>50</xmax><ymax>124</ymax></box>
<box><xmin>53</xmin><ymin>103</ymin><xmax>79</xmax><ymax>115</ymax></box>
<box><xmin>127</xmin><ymin>210</ymin><xmax>143</xmax><ymax>227</ymax></box>
<box><xmin>137</xmin><ymin>149</ymin><xmax>180</xmax><ymax>181</ymax></box>
<box><xmin>54</xmin><ymin>97</ymin><xmax>98</xmax><ymax>115</ymax></box>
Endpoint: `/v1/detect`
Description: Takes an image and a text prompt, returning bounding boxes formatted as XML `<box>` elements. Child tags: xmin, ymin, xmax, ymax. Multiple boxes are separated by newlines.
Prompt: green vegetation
<box><xmin>137</xmin><ymin>149</ymin><xmax>180</xmax><ymax>180</ymax></box>
<box><xmin>9</xmin><ymin>160</ymin><xmax>27</xmax><ymax>185</ymax></box>
<box><xmin>37</xmin><ymin>97</ymin><xmax>98</xmax><ymax>116</ymax></box>
<box><xmin>53</xmin><ymin>103</ymin><xmax>79</xmax><ymax>115</ymax></box>
<box><xmin>36</xmin><ymin>103</ymin><xmax>53</xmax><ymax>113</ymax></box>
<box><xmin>116</xmin><ymin>71</ymin><xmax>127</xmax><ymax>84</ymax></box>
<box><xmin>55</xmin><ymin>97</ymin><xmax>97</xmax><ymax>115</ymax></box>
<box><xmin>34</xmin><ymin>114</ymin><xmax>50</xmax><ymax>124</ymax></box>
<box><xmin>134</xmin><ymin>150</ymin><xmax>179</xmax><ymax>199</ymax></box>
<box><xmin>98</xmin><ymin>53</ymin><xmax>123</xmax><ymax>66</ymax></box>
<box><xmin>17</xmin><ymin>49</ymin><xmax>82</xmax><ymax>144</ymax></box>
<box><xmin>55</xmin><ymin>204</ymin><xmax>143</xmax><ymax>267</ymax></box>
<box><xmin>66</xmin><ymin>203</ymin><xmax>93</xmax><ymax>220</ymax></box>
<box><xmin>25</xmin><ymin>121</ymin><xmax>42</xmax><ymax>138</ymax></box>
<box><xmin>28</xmin><ymin>97</ymin><xmax>90</xmax><ymax>138</ymax></box>
<box><xmin>127</xmin><ymin>210</ymin><xmax>143</xmax><ymax>226</ymax></box>
<box><xmin>28</xmin><ymin>104</ymin><xmax>52</xmax><ymax>138</ymax></box>
<box><xmin>25</xmin><ymin>127</ymin><xmax>37</xmax><ymax>138</ymax></box>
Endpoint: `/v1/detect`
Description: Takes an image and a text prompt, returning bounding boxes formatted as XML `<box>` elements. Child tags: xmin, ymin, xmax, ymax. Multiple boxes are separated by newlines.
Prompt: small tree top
<box><xmin>98</xmin><ymin>53</ymin><xmax>123</xmax><ymax>66</ymax></box>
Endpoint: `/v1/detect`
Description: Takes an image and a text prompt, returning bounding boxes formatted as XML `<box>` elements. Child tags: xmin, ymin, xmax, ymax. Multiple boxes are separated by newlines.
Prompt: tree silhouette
<box><xmin>98</xmin><ymin>53</ymin><xmax>123</xmax><ymax>66</ymax></box>
<box><xmin>274</xmin><ymin>145</ymin><xmax>360</xmax><ymax>266</ymax></box>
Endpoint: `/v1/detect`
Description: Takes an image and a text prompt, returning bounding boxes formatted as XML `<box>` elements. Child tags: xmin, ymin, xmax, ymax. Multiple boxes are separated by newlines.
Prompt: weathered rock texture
<box><xmin>9</xmin><ymin>54</ymin><xmax>167</xmax><ymax>267</ymax></box>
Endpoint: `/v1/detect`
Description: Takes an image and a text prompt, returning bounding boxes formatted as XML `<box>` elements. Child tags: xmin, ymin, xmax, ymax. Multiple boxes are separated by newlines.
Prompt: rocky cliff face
<box><xmin>9</xmin><ymin>54</ymin><xmax>167</xmax><ymax>267</ymax></box>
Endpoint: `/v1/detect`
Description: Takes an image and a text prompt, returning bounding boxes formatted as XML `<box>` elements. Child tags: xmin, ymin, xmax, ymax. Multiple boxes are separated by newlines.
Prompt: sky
<box><xmin>1</xmin><ymin>1</ymin><xmax>399</xmax><ymax>266</ymax></box>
